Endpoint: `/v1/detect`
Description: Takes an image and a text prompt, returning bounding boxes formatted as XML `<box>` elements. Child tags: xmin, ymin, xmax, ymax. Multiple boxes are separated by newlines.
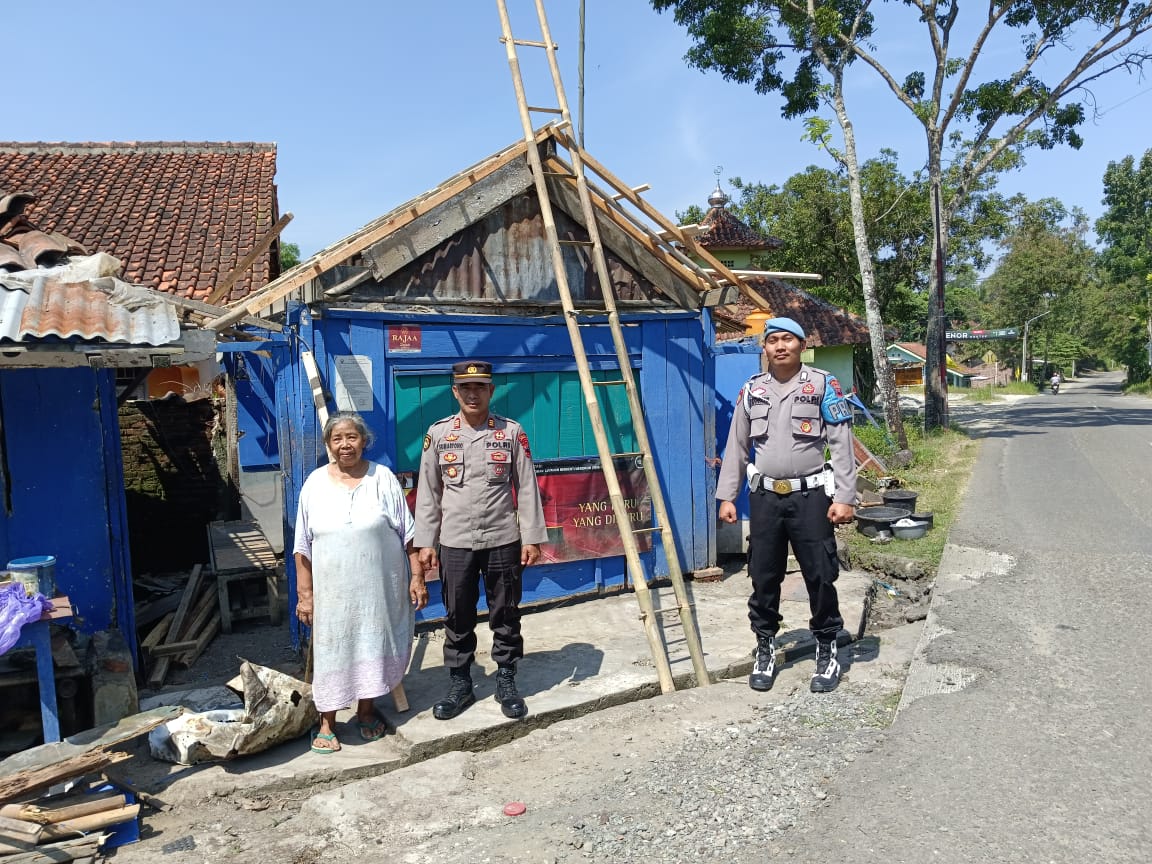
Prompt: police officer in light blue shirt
<box><xmin>716</xmin><ymin>317</ymin><xmax>857</xmax><ymax>693</ymax></box>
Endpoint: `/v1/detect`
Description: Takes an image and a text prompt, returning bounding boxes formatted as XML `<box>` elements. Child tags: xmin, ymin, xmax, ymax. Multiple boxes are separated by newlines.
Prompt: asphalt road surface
<box><xmin>758</xmin><ymin>370</ymin><xmax>1152</xmax><ymax>863</ymax></box>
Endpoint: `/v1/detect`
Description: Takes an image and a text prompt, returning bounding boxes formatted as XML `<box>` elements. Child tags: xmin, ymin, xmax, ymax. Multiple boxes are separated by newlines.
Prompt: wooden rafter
<box><xmin>552</xmin><ymin>127</ymin><xmax>771</xmax><ymax>311</ymax></box>
<box><xmin>209</xmin><ymin>126</ymin><xmax>560</xmax><ymax>330</ymax></box>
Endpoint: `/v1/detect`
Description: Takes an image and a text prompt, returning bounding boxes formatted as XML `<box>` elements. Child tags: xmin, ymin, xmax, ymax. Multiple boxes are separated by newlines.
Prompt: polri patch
<box><xmin>422</xmin><ymin>434</ymin><xmax>431</xmax><ymax>451</ymax></box>
<box><xmin>518</xmin><ymin>431</ymin><xmax>532</xmax><ymax>459</ymax></box>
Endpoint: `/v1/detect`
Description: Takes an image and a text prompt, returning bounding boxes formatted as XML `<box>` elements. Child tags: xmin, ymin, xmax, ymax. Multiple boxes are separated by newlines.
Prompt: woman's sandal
<box><xmin>354</xmin><ymin>715</ymin><xmax>390</xmax><ymax>742</ymax></box>
<box><xmin>311</xmin><ymin>732</ymin><xmax>341</xmax><ymax>754</ymax></box>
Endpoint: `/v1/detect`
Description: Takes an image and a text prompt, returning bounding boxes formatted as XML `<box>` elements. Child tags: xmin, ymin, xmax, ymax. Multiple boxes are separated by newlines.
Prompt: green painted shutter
<box><xmin>393</xmin><ymin>370</ymin><xmax>637</xmax><ymax>471</ymax></box>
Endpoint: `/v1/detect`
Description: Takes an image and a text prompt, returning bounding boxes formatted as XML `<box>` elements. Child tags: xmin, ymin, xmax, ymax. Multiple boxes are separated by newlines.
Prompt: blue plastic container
<box><xmin>6</xmin><ymin>556</ymin><xmax>55</xmax><ymax>597</ymax></box>
<box><xmin>86</xmin><ymin>783</ymin><xmax>139</xmax><ymax>848</ymax></box>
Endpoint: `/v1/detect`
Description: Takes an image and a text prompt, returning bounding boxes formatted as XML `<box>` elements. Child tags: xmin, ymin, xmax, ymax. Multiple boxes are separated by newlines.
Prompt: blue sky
<box><xmin>7</xmin><ymin>2</ymin><xmax>1152</xmax><ymax>258</ymax></box>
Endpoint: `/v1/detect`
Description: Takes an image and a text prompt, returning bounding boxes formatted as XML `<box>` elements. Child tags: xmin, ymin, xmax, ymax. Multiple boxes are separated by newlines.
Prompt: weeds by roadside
<box><xmin>848</xmin><ymin>416</ymin><xmax>979</xmax><ymax>569</ymax></box>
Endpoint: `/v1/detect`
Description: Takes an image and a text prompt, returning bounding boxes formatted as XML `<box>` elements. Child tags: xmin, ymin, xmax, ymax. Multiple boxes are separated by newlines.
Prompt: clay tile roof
<box><xmin>0</xmin><ymin>142</ymin><xmax>279</xmax><ymax>304</ymax></box>
<box><xmin>695</xmin><ymin>205</ymin><xmax>782</xmax><ymax>251</ymax></box>
<box><xmin>718</xmin><ymin>275</ymin><xmax>871</xmax><ymax>348</ymax></box>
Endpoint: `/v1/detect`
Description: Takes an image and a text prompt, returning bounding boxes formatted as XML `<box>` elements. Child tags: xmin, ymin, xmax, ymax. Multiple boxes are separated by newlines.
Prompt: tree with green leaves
<box><xmin>1096</xmin><ymin>152</ymin><xmax>1152</xmax><ymax>384</ymax></box>
<box><xmin>653</xmin><ymin>0</ymin><xmax>1152</xmax><ymax>429</ymax></box>
<box><xmin>977</xmin><ymin>199</ymin><xmax>1094</xmax><ymax>380</ymax></box>
<box><xmin>279</xmin><ymin>241</ymin><xmax>301</xmax><ymax>273</ymax></box>
<box><xmin>717</xmin><ymin>151</ymin><xmax>1012</xmax><ymax>338</ymax></box>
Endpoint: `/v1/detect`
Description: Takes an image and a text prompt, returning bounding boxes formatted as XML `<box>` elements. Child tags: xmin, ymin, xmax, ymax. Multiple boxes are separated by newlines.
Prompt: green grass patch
<box><xmin>1125</xmin><ymin>379</ymin><xmax>1152</xmax><ymax>397</ymax></box>
<box><xmin>848</xmin><ymin>417</ymin><xmax>979</xmax><ymax>568</ymax></box>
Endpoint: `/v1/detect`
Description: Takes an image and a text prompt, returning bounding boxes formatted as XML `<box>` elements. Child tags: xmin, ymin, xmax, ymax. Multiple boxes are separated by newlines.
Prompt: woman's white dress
<box><xmin>293</xmin><ymin>462</ymin><xmax>414</xmax><ymax>713</ymax></box>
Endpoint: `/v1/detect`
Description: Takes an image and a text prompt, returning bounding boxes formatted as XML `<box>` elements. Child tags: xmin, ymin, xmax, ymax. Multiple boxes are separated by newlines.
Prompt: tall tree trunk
<box><xmin>831</xmin><ymin>79</ymin><xmax>908</xmax><ymax>449</ymax></box>
<box><xmin>923</xmin><ymin>156</ymin><xmax>950</xmax><ymax>430</ymax></box>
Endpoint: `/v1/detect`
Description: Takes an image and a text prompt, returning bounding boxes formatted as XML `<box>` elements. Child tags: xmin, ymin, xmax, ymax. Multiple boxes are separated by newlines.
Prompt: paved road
<box><xmin>762</xmin><ymin>370</ymin><xmax>1152</xmax><ymax>862</ymax></box>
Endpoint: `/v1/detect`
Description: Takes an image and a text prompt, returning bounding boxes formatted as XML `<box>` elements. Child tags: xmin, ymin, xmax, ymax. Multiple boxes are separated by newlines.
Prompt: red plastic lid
<box><xmin>503</xmin><ymin>801</ymin><xmax>527</xmax><ymax>817</ymax></box>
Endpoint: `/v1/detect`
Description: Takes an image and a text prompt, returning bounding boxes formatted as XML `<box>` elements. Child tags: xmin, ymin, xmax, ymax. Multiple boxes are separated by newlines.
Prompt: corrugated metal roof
<box><xmin>0</xmin><ymin>255</ymin><xmax>180</xmax><ymax>345</ymax></box>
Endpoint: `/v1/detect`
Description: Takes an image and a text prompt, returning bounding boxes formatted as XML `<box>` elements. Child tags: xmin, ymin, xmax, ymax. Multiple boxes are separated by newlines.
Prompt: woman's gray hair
<box><xmin>322</xmin><ymin>412</ymin><xmax>374</xmax><ymax>448</ymax></box>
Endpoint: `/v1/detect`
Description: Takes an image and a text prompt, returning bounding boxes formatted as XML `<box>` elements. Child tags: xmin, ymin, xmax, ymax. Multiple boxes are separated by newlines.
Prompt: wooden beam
<box><xmin>553</xmin><ymin>128</ymin><xmax>772</xmax><ymax>311</ymax></box>
<box><xmin>138</xmin><ymin>612</ymin><xmax>173</xmax><ymax>653</ymax></box>
<box><xmin>542</xmin><ymin>162</ymin><xmax>707</xmax><ymax>308</ymax></box>
<box><xmin>154</xmin><ymin>292</ymin><xmax>283</xmax><ymax>332</ymax></box>
<box><xmin>611</xmin><ymin>183</ymin><xmax>650</xmax><ymax>201</ymax></box>
<box><xmin>362</xmin><ymin>157</ymin><xmax>535</xmax><ymax>282</ymax></box>
<box><xmin>177</xmin><ymin>613</ymin><xmax>221</xmax><ymax>667</ymax></box>
<box><xmin>0</xmin><ymin>751</ymin><xmax>130</xmax><ymax>805</ymax></box>
<box><xmin>321</xmin><ymin>269</ymin><xmax>372</xmax><ymax>299</ymax></box>
<box><xmin>40</xmin><ymin>804</ymin><xmax>140</xmax><ymax>841</ymax></box>
<box><xmin>702</xmin><ymin>267</ymin><xmax>822</xmax><ymax>281</ymax></box>
<box><xmin>1</xmin><ymin>794</ymin><xmax>126</xmax><ymax>825</ymax></box>
<box><xmin>204</xmin><ymin>212</ymin><xmax>294</xmax><ymax>306</ymax></box>
<box><xmin>209</xmin><ymin>126</ymin><xmax>561</xmax><ymax>330</ymax></box>
<box><xmin>148</xmin><ymin>565</ymin><xmax>204</xmax><ymax>689</ymax></box>
<box><xmin>658</xmin><ymin>224</ymin><xmax>701</xmax><ymax>241</ymax></box>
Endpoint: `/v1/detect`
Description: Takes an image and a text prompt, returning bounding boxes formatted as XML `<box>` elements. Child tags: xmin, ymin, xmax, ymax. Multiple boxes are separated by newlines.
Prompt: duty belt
<box><xmin>749</xmin><ymin>469</ymin><xmax>827</xmax><ymax>495</ymax></box>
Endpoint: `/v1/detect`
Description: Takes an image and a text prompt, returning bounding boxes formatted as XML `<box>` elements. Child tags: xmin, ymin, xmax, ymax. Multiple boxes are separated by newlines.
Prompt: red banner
<box><xmin>536</xmin><ymin>457</ymin><xmax>652</xmax><ymax>564</ymax></box>
<box><xmin>397</xmin><ymin>456</ymin><xmax>652</xmax><ymax>565</ymax></box>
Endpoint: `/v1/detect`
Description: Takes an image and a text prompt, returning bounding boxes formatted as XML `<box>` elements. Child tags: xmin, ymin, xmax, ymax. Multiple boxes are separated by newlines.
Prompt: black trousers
<box><xmin>440</xmin><ymin>541</ymin><xmax>524</xmax><ymax>670</ymax></box>
<box><xmin>747</xmin><ymin>486</ymin><xmax>843</xmax><ymax>643</ymax></box>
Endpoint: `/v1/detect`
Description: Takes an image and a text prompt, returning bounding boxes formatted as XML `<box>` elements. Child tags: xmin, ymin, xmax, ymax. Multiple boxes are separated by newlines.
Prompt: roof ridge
<box><xmin>0</xmin><ymin>142</ymin><xmax>276</xmax><ymax>154</ymax></box>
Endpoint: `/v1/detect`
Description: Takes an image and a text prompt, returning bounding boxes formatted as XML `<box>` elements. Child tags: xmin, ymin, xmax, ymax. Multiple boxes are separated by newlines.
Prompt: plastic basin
<box><xmin>855</xmin><ymin>506</ymin><xmax>911</xmax><ymax>537</ymax></box>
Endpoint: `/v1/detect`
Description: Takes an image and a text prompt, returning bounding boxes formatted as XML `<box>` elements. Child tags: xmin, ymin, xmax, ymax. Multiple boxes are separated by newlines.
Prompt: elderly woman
<box><xmin>294</xmin><ymin>412</ymin><xmax>428</xmax><ymax>753</ymax></box>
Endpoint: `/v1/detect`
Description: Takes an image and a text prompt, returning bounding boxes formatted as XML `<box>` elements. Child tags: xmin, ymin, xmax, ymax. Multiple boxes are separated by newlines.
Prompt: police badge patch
<box><xmin>423</xmin><ymin>434</ymin><xmax>431</xmax><ymax>451</ymax></box>
<box><xmin>517</xmin><ymin>431</ymin><xmax>532</xmax><ymax>459</ymax></box>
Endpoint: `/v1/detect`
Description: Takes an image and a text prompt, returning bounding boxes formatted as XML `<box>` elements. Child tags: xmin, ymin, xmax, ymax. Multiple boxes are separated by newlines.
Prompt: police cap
<box><xmin>762</xmin><ymin>317</ymin><xmax>806</xmax><ymax>341</ymax></box>
<box><xmin>452</xmin><ymin>360</ymin><xmax>493</xmax><ymax>383</ymax></box>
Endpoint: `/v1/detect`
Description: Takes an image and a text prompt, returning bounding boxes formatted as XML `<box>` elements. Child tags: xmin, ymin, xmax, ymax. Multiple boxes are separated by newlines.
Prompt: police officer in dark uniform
<box><xmin>414</xmin><ymin>361</ymin><xmax>548</xmax><ymax>720</ymax></box>
<box><xmin>716</xmin><ymin>317</ymin><xmax>857</xmax><ymax>693</ymax></box>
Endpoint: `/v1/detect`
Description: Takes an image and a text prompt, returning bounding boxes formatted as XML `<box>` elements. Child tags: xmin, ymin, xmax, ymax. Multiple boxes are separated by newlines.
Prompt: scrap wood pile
<box><xmin>0</xmin><ymin>707</ymin><xmax>179</xmax><ymax>862</ymax></box>
<box><xmin>134</xmin><ymin>564</ymin><xmax>221</xmax><ymax>689</ymax></box>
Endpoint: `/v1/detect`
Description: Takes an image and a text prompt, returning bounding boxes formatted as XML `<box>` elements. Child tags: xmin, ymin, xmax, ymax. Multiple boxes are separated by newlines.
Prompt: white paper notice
<box><xmin>334</xmin><ymin>355</ymin><xmax>374</xmax><ymax>412</ymax></box>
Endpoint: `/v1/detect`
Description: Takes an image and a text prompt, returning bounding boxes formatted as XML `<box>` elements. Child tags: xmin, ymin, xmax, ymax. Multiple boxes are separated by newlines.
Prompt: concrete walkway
<box><xmin>120</xmin><ymin>560</ymin><xmax>873</xmax><ymax>806</ymax></box>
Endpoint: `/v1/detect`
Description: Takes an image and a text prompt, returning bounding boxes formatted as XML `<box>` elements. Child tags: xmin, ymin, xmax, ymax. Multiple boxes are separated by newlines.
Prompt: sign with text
<box><xmin>536</xmin><ymin>456</ymin><xmax>653</xmax><ymax>564</ymax></box>
<box><xmin>387</xmin><ymin>325</ymin><xmax>422</xmax><ymax>353</ymax></box>
<box><xmin>397</xmin><ymin>456</ymin><xmax>652</xmax><ymax>567</ymax></box>
<box><xmin>945</xmin><ymin>328</ymin><xmax>1018</xmax><ymax>340</ymax></box>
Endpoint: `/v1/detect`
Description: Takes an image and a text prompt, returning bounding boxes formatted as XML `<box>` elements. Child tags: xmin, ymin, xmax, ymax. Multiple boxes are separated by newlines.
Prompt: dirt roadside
<box><xmin>109</xmin><ymin>621</ymin><xmax>923</xmax><ymax>864</ymax></box>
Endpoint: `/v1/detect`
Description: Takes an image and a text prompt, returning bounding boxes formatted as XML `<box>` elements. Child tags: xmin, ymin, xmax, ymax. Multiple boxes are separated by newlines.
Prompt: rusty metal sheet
<box><xmin>361</xmin><ymin>196</ymin><xmax>665</xmax><ymax>307</ymax></box>
<box><xmin>0</xmin><ymin>271</ymin><xmax>180</xmax><ymax>345</ymax></box>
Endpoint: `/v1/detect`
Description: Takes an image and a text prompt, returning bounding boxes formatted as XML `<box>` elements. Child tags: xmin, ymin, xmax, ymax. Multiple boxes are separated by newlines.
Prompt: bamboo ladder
<box><xmin>495</xmin><ymin>0</ymin><xmax>710</xmax><ymax>694</ymax></box>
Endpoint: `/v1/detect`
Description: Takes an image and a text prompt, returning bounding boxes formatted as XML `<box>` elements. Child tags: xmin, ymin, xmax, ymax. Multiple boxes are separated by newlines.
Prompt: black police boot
<box><xmin>810</xmin><ymin>640</ymin><xmax>841</xmax><ymax>693</ymax></box>
<box><xmin>494</xmin><ymin>665</ymin><xmax>528</xmax><ymax>719</ymax></box>
<box><xmin>433</xmin><ymin>667</ymin><xmax>476</xmax><ymax>720</ymax></box>
<box><xmin>749</xmin><ymin>635</ymin><xmax>776</xmax><ymax>691</ymax></box>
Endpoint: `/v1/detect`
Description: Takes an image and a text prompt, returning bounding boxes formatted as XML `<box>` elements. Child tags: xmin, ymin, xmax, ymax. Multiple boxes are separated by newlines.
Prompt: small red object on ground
<box><xmin>503</xmin><ymin>802</ymin><xmax>527</xmax><ymax>817</ymax></box>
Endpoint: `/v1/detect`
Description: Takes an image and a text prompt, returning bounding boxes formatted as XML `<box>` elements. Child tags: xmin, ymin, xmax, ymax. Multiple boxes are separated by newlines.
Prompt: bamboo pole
<box><xmin>532</xmin><ymin>0</ymin><xmax>711</xmax><ymax>689</ymax></box>
<box><xmin>497</xmin><ymin>0</ymin><xmax>674</xmax><ymax>693</ymax></box>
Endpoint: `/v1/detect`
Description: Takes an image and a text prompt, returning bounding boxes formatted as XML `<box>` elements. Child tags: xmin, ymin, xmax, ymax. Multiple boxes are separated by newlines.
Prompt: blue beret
<box><xmin>762</xmin><ymin>317</ymin><xmax>806</xmax><ymax>340</ymax></box>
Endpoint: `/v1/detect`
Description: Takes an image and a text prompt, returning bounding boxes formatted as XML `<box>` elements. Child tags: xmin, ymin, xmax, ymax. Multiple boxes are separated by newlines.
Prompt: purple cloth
<box><xmin>0</xmin><ymin>583</ymin><xmax>53</xmax><ymax>656</ymax></box>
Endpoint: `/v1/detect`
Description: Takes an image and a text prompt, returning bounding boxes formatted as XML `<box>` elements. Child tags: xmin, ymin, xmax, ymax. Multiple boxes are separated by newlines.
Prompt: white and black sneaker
<box><xmin>810</xmin><ymin>641</ymin><xmax>840</xmax><ymax>693</ymax></box>
<box><xmin>749</xmin><ymin>636</ymin><xmax>776</xmax><ymax>691</ymax></box>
